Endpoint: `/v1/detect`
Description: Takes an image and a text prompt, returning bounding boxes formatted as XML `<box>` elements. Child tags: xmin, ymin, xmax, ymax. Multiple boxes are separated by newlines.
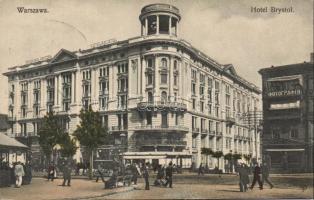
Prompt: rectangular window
<box><xmin>200</xmin><ymin>86</ymin><xmax>204</xmax><ymax>96</ymax></box>
<box><xmin>147</xmin><ymin>58</ymin><xmax>153</xmax><ymax>68</ymax></box>
<box><xmin>192</xmin><ymin>83</ymin><xmax>196</xmax><ymax>95</ymax></box>
<box><xmin>146</xmin><ymin>112</ymin><xmax>152</xmax><ymax>125</ymax></box>
<box><xmin>192</xmin><ymin>136</ymin><xmax>197</xmax><ymax>148</ymax></box>
<box><xmin>215</xmin><ymin>81</ymin><xmax>220</xmax><ymax>92</ymax></box>
<box><xmin>147</xmin><ymin>74</ymin><xmax>153</xmax><ymax>85</ymax></box>
<box><xmin>161</xmin><ymin>74</ymin><xmax>167</xmax><ymax>84</ymax></box>
<box><xmin>175</xmin><ymin>114</ymin><xmax>179</xmax><ymax>125</ymax></box>
<box><xmin>200</xmin><ymin>101</ymin><xmax>204</xmax><ymax>112</ymax></box>
<box><xmin>192</xmin><ymin>99</ymin><xmax>196</xmax><ymax>110</ymax></box>
<box><xmin>290</xmin><ymin>129</ymin><xmax>298</xmax><ymax>138</ymax></box>
<box><xmin>174</xmin><ymin>75</ymin><xmax>177</xmax><ymax>86</ymax></box>
<box><xmin>161</xmin><ymin>112</ymin><xmax>168</xmax><ymax>128</ymax></box>
<box><xmin>215</xmin><ymin>106</ymin><xmax>219</xmax><ymax>118</ymax></box>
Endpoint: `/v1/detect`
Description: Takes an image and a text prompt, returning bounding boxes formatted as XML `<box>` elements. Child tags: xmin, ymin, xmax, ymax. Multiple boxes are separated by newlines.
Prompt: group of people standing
<box><xmin>0</xmin><ymin>160</ymin><xmax>32</xmax><ymax>188</ymax></box>
<box><xmin>151</xmin><ymin>162</ymin><xmax>174</xmax><ymax>189</ymax></box>
<box><xmin>238</xmin><ymin>162</ymin><xmax>274</xmax><ymax>192</ymax></box>
<box><xmin>46</xmin><ymin>159</ymin><xmax>73</xmax><ymax>187</ymax></box>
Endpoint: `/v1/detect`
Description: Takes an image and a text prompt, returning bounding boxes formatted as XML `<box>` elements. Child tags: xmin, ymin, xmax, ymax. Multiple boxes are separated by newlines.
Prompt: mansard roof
<box><xmin>3</xmin><ymin>36</ymin><xmax>261</xmax><ymax>94</ymax></box>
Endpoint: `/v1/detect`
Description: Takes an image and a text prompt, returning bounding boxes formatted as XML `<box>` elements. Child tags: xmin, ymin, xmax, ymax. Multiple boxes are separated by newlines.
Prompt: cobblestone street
<box><xmin>0</xmin><ymin>174</ymin><xmax>313</xmax><ymax>199</ymax></box>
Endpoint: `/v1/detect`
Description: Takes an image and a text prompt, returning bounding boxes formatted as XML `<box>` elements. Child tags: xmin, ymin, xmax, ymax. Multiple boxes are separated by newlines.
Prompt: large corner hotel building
<box><xmin>3</xmin><ymin>4</ymin><xmax>261</xmax><ymax>170</ymax></box>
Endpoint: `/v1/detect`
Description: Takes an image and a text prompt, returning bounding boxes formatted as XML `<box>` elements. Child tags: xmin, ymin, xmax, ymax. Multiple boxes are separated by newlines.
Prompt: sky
<box><xmin>0</xmin><ymin>0</ymin><xmax>313</xmax><ymax>114</ymax></box>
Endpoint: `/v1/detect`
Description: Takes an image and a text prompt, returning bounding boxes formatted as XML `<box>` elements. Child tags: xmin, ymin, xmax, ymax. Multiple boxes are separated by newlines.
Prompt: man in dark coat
<box><xmin>262</xmin><ymin>162</ymin><xmax>274</xmax><ymax>189</ymax></box>
<box><xmin>164</xmin><ymin>162</ymin><xmax>173</xmax><ymax>188</ymax></box>
<box><xmin>61</xmin><ymin>160</ymin><xmax>72</xmax><ymax>186</ymax></box>
<box><xmin>238</xmin><ymin>163</ymin><xmax>250</xmax><ymax>192</ymax></box>
<box><xmin>142</xmin><ymin>162</ymin><xmax>149</xmax><ymax>190</ymax></box>
<box><xmin>250</xmin><ymin>163</ymin><xmax>263</xmax><ymax>190</ymax></box>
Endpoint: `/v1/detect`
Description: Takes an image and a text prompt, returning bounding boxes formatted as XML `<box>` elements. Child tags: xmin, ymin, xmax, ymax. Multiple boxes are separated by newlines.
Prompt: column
<box><xmin>54</xmin><ymin>76</ymin><xmax>58</xmax><ymax>106</ymax></box>
<box><xmin>169</xmin><ymin>56</ymin><xmax>173</xmax><ymax>100</ymax></box>
<box><xmin>140</xmin><ymin>57</ymin><xmax>144</xmax><ymax>95</ymax></box>
<box><xmin>141</xmin><ymin>21</ymin><xmax>143</xmax><ymax>36</ymax></box>
<box><xmin>95</xmin><ymin>69</ymin><xmax>99</xmax><ymax>107</ymax></box>
<box><xmin>76</xmin><ymin>70</ymin><xmax>81</xmax><ymax>105</ymax></box>
<box><xmin>145</xmin><ymin>18</ymin><xmax>148</xmax><ymax>36</ymax></box>
<box><xmin>156</xmin><ymin>15</ymin><xmax>159</xmax><ymax>34</ymax></box>
<box><xmin>41</xmin><ymin>79</ymin><xmax>46</xmax><ymax>112</ymax></box>
<box><xmin>141</xmin><ymin>57</ymin><xmax>145</xmax><ymax>96</ymax></box>
<box><xmin>176</xmin><ymin>20</ymin><xmax>179</xmax><ymax>36</ymax></box>
<box><xmin>154</xmin><ymin>56</ymin><xmax>159</xmax><ymax>101</ymax></box>
<box><xmin>168</xmin><ymin>16</ymin><xmax>172</xmax><ymax>35</ymax></box>
<box><xmin>71</xmin><ymin>72</ymin><xmax>75</xmax><ymax>104</ymax></box>
<box><xmin>28</xmin><ymin>81</ymin><xmax>32</xmax><ymax>112</ymax></box>
<box><xmin>58</xmin><ymin>75</ymin><xmax>62</xmax><ymax>108</ymax></box>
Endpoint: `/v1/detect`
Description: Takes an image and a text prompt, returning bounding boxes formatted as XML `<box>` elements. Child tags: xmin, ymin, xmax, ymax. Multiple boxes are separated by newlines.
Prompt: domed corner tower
<box><xmin>139</xmin><ymin>3</ymin><xmax>181</xmax><ymax>37</ymax></box>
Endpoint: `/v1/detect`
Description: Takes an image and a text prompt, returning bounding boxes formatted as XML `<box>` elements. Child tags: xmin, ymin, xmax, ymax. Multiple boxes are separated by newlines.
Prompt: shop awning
<box><xmin>123</xmin><ymin>155</ymin><xmax>167</xmax><ymax>160</ymax></box>
<box><xmin>265</xmin><ymin>148</ymin><xmax>304</xmax><ymax>152</ymax></box>
<box><xmin>0</xmin><ymin>134</ymin><xmax>29</xmax><ymax>149</ymax></box>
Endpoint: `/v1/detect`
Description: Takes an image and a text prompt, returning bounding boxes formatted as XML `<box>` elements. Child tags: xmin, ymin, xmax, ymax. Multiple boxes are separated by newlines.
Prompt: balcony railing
<box><xmin>110</xmin><ymin>126</ymin><xmax>127</xmax><ymax>132</ymax></box>
<box><xmin>8</xmin><ymin>116</ymin><xmax>16</xmax><ymax>121</ymax></box>
<box><xmin>99</xmin><ymin>90</ymin><xmax>109</xmax><ymax>96</ymax></box>
<box><xmin>16</xmin><ymin>132</ymin><xmax>38</xmax><ymax>138</ymax></box>
<box><xmin>142</xmin><ymin>4</ymin><xmax>180</xmax><ymax>15</ymax></box>
<box><xmin>208</xmin><ymin>131</ymin><xmax>216</xmax><ymax>136</ymax></box>
<box><xmin>137</xmin><ymin>101</ymin><xmax>187</xmax><ymax>112</ymax></box>
<box><xmin>137</xmin><ymin>139</ymin><xmax>187</xmax><ymax>147</ymax></box>
<box><xmin>216</xmin><ymin>132</ymin><xmax>223</xmax><ymax>137</ymax></box>
<box><xmin>201</xmin><ymin>129</ymin><xmax>208</xmax><ymax>134</ymax></box>
<box><xmin>192</xmin><ymin>127</ymin><xmax>200</xmax><ymax>133</ymax></box>
<box><xmin>226</xmin><ymin>116</ymin><xmax>236</xmax><ymax>126</ymax></box>
<box><xmin>134</xmin><ymin>125</ymin><xmax>189</xmax><ymax>132</ymax></box>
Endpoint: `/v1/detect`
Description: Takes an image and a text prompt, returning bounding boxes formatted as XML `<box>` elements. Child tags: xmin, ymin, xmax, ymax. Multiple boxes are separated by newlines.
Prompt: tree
<box><xmin>73</xmin><ymin>106</ymin><xmax>111</xmax><ymax>179</ymax></box>
<box><xmin>60</xmin><ymin>136</ymin><xmax>78</xmax><ymax>158</ymax></box>
<box><xmin>38</xmin><ymin>111</ymin><xmax>68</xmax><ymax>165</ymax></box>
<box><xmin>243</xmin><ymin>154</ymin><xmax>252</xmax><ymax>164</ymax></box>
<box><xmin>224</xmin><ymin>153</ymin><xmax>233</xmax><ymax>173</ymax></box>
<box><xmin>212</xmin><ymin>151</ymin><xmax>224</xmax><ymax>169</ymax></box>
<box><xmin>201</xmin><ymin>148</ymin><xmax>213</xmax><ymax>169</ymax></box>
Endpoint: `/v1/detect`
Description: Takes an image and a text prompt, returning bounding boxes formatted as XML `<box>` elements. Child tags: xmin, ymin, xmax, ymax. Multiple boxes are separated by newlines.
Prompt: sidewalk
<box><xmin>0</xmin><ymin>178</ymin><xmax>134</xmax><ymax>200</ymax></box>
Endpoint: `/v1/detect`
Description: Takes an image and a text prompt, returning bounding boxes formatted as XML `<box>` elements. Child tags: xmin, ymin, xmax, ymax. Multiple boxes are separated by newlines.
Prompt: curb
<box><xmin>54</xmin><ymin>186</ymin><xmax>135</xmax><ymax>200</ymax></box>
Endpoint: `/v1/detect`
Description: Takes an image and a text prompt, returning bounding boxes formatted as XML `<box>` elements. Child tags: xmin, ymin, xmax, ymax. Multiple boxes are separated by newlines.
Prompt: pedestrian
<box><xmin>142</xmin><ymin>162</ymin><xmax>150</xmax><ymax>190</ymax></box>
<box><xmin>47</xmin><ymin>163</ymin><xmax>56</xmax><ymax>181</ymax></box>
<box><xmin>262</xmin><ymin>162</ymin><xmax>274</xmax><ymax>189</ymax></box>
<box><xmin>14</xmin><ymin>162</ymin><xmax>25</xmax><ymax>188</ymax></box>
<box><xmin>238</xmin><ymin>163</ymin><xmax>250</xmax><ymax>192</ymax></box>
<box><xmin>61</xmin><ymin>160</ymin><xmax>72</xmax><ymax>186</ymax></box>
<box><xmin>104</xmin><ymin>168</ymin><xmax>118</xmax><ymax>189</ymax></box>
<box><xmin>131</xmin><ymin>163</ymin><xmax>140</xmax><ymax>185</ymax></box>
<box><xmin>164</xmin><ymin>162</ymin><xmax>173</xmax><ymax>188</ymax></box>
<box><xmin>95</xmin><ymin>164</ymin><xmax>104</xmax><ymax>183</ymax></box>
<box><xmin>198</xmin><ymin>163</ymin><xmax>204</xmax><ymax>176</ymax></box>
<box><xmin>250</xmin><ymin>162</ymin><xmax>263</xmax><ymax>190</ymax></box>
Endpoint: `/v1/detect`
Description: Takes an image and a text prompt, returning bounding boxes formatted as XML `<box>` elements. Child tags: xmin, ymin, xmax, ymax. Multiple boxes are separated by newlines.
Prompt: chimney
<box><xmin>311</xmin><ymin>52</ymin><xmax>314</xmax><ymax>63</ymax></box>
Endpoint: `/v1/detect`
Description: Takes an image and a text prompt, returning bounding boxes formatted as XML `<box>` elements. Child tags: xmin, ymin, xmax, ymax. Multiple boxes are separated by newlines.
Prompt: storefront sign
<box><xmin>267</xmin><ymin>89</ymin><xmax>302</xmax><ymax>97</ymax></box>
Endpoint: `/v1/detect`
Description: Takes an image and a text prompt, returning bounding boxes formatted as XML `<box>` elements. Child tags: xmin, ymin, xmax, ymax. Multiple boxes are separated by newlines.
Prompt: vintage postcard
<box><xmin>0</xmin><ymin>0</ymin><xmax>313</xmax><ymax>199</ymax></box>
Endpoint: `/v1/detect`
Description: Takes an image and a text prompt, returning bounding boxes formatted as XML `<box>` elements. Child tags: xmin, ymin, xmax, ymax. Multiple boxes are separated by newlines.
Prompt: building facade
<box><xmin>259</xmin><ymin>54</ymin><xmax>314</xmax><ymax>172</ymax></box>
<box><xmin>3</xmin><ymin>4</ymin><xmax>261</xmax><ymax>170</ymax></box>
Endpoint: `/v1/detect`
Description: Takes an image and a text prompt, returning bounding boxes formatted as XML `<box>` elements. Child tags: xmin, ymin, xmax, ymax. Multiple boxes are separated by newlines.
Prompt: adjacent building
<box><xmin>0</xmin><ymin>114</ymin><xmax>9</xmax><ymax>135</ymax></box>
<box><xmin>259</xmin><ymin>53</ymin><xmax>314</xmax><ymax>172</ymax></box>
<box><xmin>3</xmin><ymin>4</ymin><xmax>261</xmax><ymax>170</ymax></box>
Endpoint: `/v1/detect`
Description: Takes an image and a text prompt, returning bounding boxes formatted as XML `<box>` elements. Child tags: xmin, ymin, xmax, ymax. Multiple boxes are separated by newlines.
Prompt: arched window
<box><xmin>161</xmin><ymin>91</ymin><xmax>167</xmax><ymax>103</ymax></box>
<box><xmin>161</xmin><ymin>58</ymin><xmax>167</xmax><ymax>68</ymax></box>
<box><xmin>148</xmin><ymin>92</ymin><xmax>153</xmax><ymax>103</ymax></box>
